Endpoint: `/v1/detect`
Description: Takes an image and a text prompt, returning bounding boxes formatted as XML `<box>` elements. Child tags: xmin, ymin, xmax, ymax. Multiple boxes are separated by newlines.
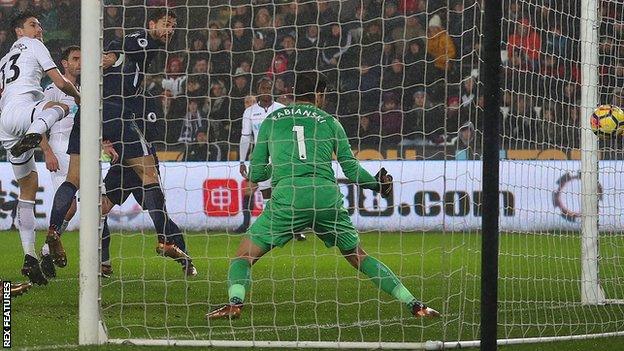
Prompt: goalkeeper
<box><xmin>207</xmin><ymin>72</ymin><xmax>439</xmax><ymax>320</ymax></box>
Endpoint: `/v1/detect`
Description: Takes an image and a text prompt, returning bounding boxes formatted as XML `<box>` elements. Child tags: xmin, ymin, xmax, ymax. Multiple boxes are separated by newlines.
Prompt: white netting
<box><xmin>77</xmin><ymin>0</ymin><xmax>624</xmax><ymax>348</ymax></box>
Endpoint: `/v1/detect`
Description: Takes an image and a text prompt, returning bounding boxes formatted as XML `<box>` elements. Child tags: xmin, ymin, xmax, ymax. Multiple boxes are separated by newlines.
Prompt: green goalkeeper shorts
<box><xmin>247</xmin><ymin>177</ymin><xmax>360</xmax><ymax>252</ymax></box>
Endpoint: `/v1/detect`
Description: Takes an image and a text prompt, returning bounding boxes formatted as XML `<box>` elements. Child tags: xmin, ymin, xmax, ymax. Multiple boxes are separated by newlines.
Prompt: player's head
<box><xmin>257</xmin><ymin>77</ymin><xmax>273</xmax><ymax>102</ymax></box>
<box><xmin>294</xmin><ymin>71</ymin><xmax>328</xmax><ymax>107</ymax></box>
<box><xmin>61</xmin><ymin>46</ymin><xmax>81</xmax><ymax>78</ymax></box>
<box><xmin>148</xmin><ymin>8</ymin><xmax>177</xmax><ymax>44</ymax></box>
<box><xmin>11</xmin><ymin>11</ymin><xmax>42</xmax><ymax>40</ymax></box>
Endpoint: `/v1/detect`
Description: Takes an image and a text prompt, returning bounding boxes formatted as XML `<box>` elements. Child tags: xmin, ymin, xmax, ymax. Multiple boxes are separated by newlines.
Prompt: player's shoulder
<box><xmin>20</xmin><ymin>37</ymin><xmax>48</xmax><ymax>51</ymax></box>
<box><xmin>272</xmin><ymin>101</ymin><xmax>286</xmax><ymax>109</ymax></box>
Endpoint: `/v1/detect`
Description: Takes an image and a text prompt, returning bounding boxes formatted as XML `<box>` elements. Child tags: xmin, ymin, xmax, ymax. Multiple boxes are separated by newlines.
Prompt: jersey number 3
<box><xmin>0</xmin><ymin>53</ymin><xmax>21</xmax><ymax>90</ymax></box>
<box><xmin>292</xmin><ymin>125</ymin><xmax>307</xmax><ymax>160</ymax></box>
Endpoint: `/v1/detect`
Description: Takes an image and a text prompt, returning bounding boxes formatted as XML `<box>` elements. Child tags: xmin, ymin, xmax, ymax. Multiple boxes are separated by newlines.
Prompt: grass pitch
<box><xmin>2</xmin><ymin>230</ymin><xmax>624</xmax><ymax>350</ymax></box>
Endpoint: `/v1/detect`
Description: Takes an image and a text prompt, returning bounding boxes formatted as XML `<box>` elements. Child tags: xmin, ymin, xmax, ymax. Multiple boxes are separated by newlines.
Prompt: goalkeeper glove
<box><xmin>375</xmin><ymin>167</ymin><xmax>393</xmax><ymax>198</ymax></box>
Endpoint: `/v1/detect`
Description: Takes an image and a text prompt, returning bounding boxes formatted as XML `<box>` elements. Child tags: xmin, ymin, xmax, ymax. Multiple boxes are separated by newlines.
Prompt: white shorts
<box><xmin>48</xmin><ymin>133</ymin><xmax>70</xmax><ymax>191</ymax></box>
<box><xmin>0</xmin><ymin>95</ymin><xmax>47</xmax><ymax>150</ymax></box>
<box><xmin>0</xmin><ymin>95</ymin><xmax>47</xmax><ymax>179</ymax></box>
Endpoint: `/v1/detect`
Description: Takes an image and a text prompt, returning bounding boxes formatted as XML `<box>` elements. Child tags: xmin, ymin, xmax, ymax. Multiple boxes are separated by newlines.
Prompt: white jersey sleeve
<box><xmin>30</xmin><ymin>38</ymin><xmax>57</xmax><ymax>72</ymax></box>
<box><xmin>0</xmin><ymin>37</ymin><xmax>57</xmax><ymax>106</ymax></box>
<box><xmin>239</xmin><ymin>107</ymin><xmax>253</xmax><ymax>162</ymax></box>
<box><xmin>43</xmin><ymin>83</ymin><xmax>77</xmax><ymax>136</ymax></box>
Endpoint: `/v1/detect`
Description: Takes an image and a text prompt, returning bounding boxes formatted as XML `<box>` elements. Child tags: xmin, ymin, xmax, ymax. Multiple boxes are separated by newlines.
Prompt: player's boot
<box><xmin>39</xmin><ymin>252</ymin><xmax>56</xmax><ymax>279</ymax></box>
<box><xmin>182</xmin><ymin>261</ymin><xmax>198</xmax><ymax>277</ymax></box>
<box><xmin>21</xmin><ymin>255</ymin><xmax>48</xmax><ymax>286</ymax></box>
<box><xmin>46</xmin><ymin>226</ymin><xmax>67</xmax><ymax>267</ymax></box>
<box><xmin>10</xmin><ymin>133</ymin><xmax>42</xmax><ymax>157</ymax></box>
<box><xmin>10</xmin><ymin>282</ymin><xmax>33</xmax><ymax>297</ymax></box>
<box><xmin>156</xmin><ymin>242</ymin><xmax>191</xmax><ymax>262</ymax></box>
<box><xmin>206</xmin><ymin>303</ymin><xmax>243</xmax><ymax>320</ymax></box>
<box><xmin>101</xmin><ymin>264</ymin><xmax>113</xmax><ymax>278</ymax></box>
<box><xmin>410</xmin><ymin>300</ymin><xmax>440</xmax><ymax>318</ymax></box>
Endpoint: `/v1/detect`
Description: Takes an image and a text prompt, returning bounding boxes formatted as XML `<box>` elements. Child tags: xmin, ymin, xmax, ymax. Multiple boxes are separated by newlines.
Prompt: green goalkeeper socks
<box><xmin>359</xmin><ymin>256</ymin><xmax>416</xmax><ymax>306</ymax></box>
<box><xmin>228</xmin><ymin>258</ymin><xmax>251</xmax><ymax>304</ymax></box>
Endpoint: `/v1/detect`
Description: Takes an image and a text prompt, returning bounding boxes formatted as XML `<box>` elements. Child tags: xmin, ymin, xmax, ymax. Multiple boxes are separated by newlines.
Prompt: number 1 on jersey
<box><xmin>292</xmin><ymin>125</ymin><xmax>307</xmax><ymax>160</ymax></box>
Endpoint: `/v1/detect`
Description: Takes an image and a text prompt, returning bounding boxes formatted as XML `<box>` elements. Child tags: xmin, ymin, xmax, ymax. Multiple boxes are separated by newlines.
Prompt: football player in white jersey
<box><xmin>38</xmin><ymin>46</ymin><xmax>80</xmax><ymax>278</ymax></box>
<box><xmin>236</xmin><ymin>77</ymin><xmax>305</xmax><ymax>240</ymax></box>
<box><xmin>0</xmin><ymin>12</ymin><xmax>80</xmax><ymax>285</ymax></box>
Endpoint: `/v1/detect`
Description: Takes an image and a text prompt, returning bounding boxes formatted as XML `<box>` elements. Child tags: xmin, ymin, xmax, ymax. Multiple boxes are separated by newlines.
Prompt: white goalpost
<box><xmin>79</xmin><ymin>0</ymin><xmax>104</xmax><ymax>345</ymax></box>
<box><xmin>77</xmin><ymin>0</ymin><xmax>624</xmax><ymax>348</ymax></box>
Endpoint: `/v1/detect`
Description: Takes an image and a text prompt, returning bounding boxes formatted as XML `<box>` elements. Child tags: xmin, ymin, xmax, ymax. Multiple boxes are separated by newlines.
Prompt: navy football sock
<box><xmin>241</xmin><ymin>195</ymin><xmax>252</xmax><ymax>227</ymax></box>
<box><xmin>101</xmin><ymin>217</ymin><xmax>111</xmax><ymax>264</ymax></box>
<box><xmin>50</xmin><ymin>182</ymin><xmax>78</xmax><ymax>233</ymax></box>
<box><xmin>143</xmin><ymin>184</ymin><xmax>169</xmax><ymax>244</ymax></box>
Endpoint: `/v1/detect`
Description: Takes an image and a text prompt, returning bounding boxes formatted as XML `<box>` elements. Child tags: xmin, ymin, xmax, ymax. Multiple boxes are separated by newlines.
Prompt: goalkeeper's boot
<box><xmin>46</xmin><ymin>226</ymin><xmax>67</xmax><ymax>267</ymax></box>
<box><xmin>206</xmin><ymin>303</ymin><xmax>243</xmax><ymax>320</ymax></box>
<box><xmin>10</xmin><ymin>282</ymin><xmax>33</xmax><ymax>297</ymax></box>
<box><xmin>39</xmin><ymin>252</ymin><xmax>56</xmax><ymax>279</ymax></box>
<box><xmin>101</xmin><ymin>264</ymin><xmax>113</xmax><ymax>278</ymax></box>
<box><xmin>21</xmin><ymin>255</ymin><xmax>48</xmax><ymax>286</ymax></box>
<box><xmin>10</xmin><ymin>133</ymin><xmax>42</xmax><ymax>157</ymax></box>
<box><xmin>410</xmin><ymin>300</ymin><xmax>440</xmax><ymax>318</ymax></box>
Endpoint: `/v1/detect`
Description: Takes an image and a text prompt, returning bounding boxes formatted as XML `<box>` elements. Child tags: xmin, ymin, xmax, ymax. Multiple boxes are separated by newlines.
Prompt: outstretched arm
<box><xmin>334</xmin><ymin>120</ymin><xmax>379</xmax><ymax>191</ymax></box>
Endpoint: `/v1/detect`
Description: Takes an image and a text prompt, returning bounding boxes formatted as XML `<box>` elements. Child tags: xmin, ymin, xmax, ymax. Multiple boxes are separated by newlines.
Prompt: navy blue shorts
<box><xmin>66</xmin><ymin>108</ymin><xmax>81</xmax><ymax>155</ymax></box>
<box><xmin>104</xmin><ymin>146</ymin><xmax>160</xmax><ymax>205</ymax></box>
<box><xmin>102</xmin><ymin>101</ymin><xmax>153</xmax><ymax>160</ymax></box>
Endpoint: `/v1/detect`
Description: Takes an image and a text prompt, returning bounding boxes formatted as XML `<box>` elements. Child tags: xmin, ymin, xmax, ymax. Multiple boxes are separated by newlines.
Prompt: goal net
<box><xmin>77</xmin><ymin>0</ymin><xmax>624</xmax><ymax>348</ymax></box>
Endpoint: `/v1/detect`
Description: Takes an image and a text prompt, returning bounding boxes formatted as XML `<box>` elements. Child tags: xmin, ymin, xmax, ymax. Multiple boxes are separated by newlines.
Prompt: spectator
<box><xmin>39</xmin><ymin>0</ymin><xmax>59</xmax><ymax>33</ymax></box>
<box><xmin>231</xmin><ymin>5</ymin><xmax>252</xmax><ymax>28</ymax></box>
<box><xmin>253</xmin><ymin>7</ymin><xmax>275</xmax><ymax>48</ymax></box>
<box><xmin>296</xmin><ymin>25</ymin><xmax>320</xmax><ymax>72</ymax></box>
<box><xmin>382</xmin><ymin>0</ymin><xmax>405</xmax><ymax>42</ymax></box>
<box><xmin>454</xmin><ymin>121</ymin><xmax>479</xmax><ymax>160</ymax></box>
<box><xmin>178</xmin><ymin>99</ymin><xmax>207</xmax><ymax>145</ymax></box>
<box><xmin>536</xmin><ymin>102</ymin><xmax>562</xmax><ymax>146</ymax></box>
<box><xmin>208</xmin><ymin>32</ymin><xmax>231</xmax><ymax>76</ymax></box>
<box><xmin>361</xmin><ymin>20</ymin><xmax>383</xmax><ymax>64</ymax></box>
<box><xmin>382</xmin><ymin>58</ymin><xmax>405</xmax><ymax>102</ymax></box>
<box><xmin>231</xmin><ymin>19</ymin><xmax>253</xmax><ymax>66</ymax></box>
<box><xmin>189</xmin><ymin>34</ymin><xmax>208</xmax><ymax>63</ymax></box>
<box><xmin>507</xmin><ymin>18</ymin><xmax>541</xmax><ymax>69</ymax></box>
<box><xmin>321</xmin><ymin>24</ymin><xmax>352</xmax><ymax>69</ymax></box>
<box><xmin>250</xmin><ymin>32</ymin><xmax>272</xmax><ymax>76</ymax></box>
<box><xmin>375</xmin><ymin>92</ymin><xmax>404</xmax><ymax>145</ymax></box>
<box><xmin>358</xmin><ymin>63</ymin><xmax>382</xmax><ymax>114</ymax></box>
<box><xmin>404</xmin><ymin>39</ymin><xmax>426</xmax><ymax>89</ymax></box>
<box><xmin>426</xmin><ymin>14</ymin><xmax>457</xmax><ymax>82</ymax></box>
<box><xmin>208</xmin><ymin>81</ymin><xmax>231</xmax><ymax>157</ymax></box>
<box><xmin>355</xmin><ymin>114</ymin><xmax>380</xmax><ymax>150</ymax></box>
<box><xmin>103</xmin><ymin>6</ymin><xmax>123</xmax><ymax>44</ymax></box>
<box><xmin>503</xmin><ymin>94</ymin><xmax>536</xmax><ymax>148</ymax></box>
<box><xmin>461</xmin><ymin>75</ymin><xmax>477</xmax><ymax>106</ymax></box>
<box><xmin>403</xmin><ymin>90</ymin><xmax>445</xmax><ymax>144</ymax></box>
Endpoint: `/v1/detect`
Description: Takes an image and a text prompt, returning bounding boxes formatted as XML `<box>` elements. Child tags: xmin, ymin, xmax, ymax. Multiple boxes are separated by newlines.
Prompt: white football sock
<box><xmin>41</xmin><ymin>243</ymin><xmax>50</xmax><ymax>256</ymax></box>
<box><xmin>26</xmin><ymin>106</ymin><xmax>65</xmax><ymax>135</ymax></box>
<box><xmin>17</xmin><ymin>199</ymin><xmax>37</xmax><ymax>258</ymax></box>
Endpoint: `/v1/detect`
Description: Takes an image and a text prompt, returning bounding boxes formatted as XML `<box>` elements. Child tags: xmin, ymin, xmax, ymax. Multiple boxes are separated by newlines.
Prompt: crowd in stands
<box><xmin>1</xmin><ymin>0</ymin><xmax>623</xmax><ymax>160</ymax></box>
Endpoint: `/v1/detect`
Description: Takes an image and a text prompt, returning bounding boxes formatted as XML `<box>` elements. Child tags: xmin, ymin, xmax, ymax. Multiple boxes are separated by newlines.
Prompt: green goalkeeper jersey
<box><xmin>248</xmin><ymin>103</ymin><xmax>379</xmax><ymax>191</ymax></box>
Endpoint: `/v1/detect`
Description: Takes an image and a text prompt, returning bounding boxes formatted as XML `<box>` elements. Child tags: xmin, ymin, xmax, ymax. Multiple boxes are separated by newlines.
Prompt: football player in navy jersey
<box><xmin>47</xmin><ymin>8</ymin><xmax>197</xmax><ymax>277</ymax></box>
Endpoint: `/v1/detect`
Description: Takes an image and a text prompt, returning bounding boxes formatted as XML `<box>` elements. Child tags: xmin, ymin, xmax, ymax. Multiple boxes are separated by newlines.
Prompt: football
<box><xmin>590</xmin><ymin>104</ymin><xmax>624</xmax><ymax>138</ymax></box>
